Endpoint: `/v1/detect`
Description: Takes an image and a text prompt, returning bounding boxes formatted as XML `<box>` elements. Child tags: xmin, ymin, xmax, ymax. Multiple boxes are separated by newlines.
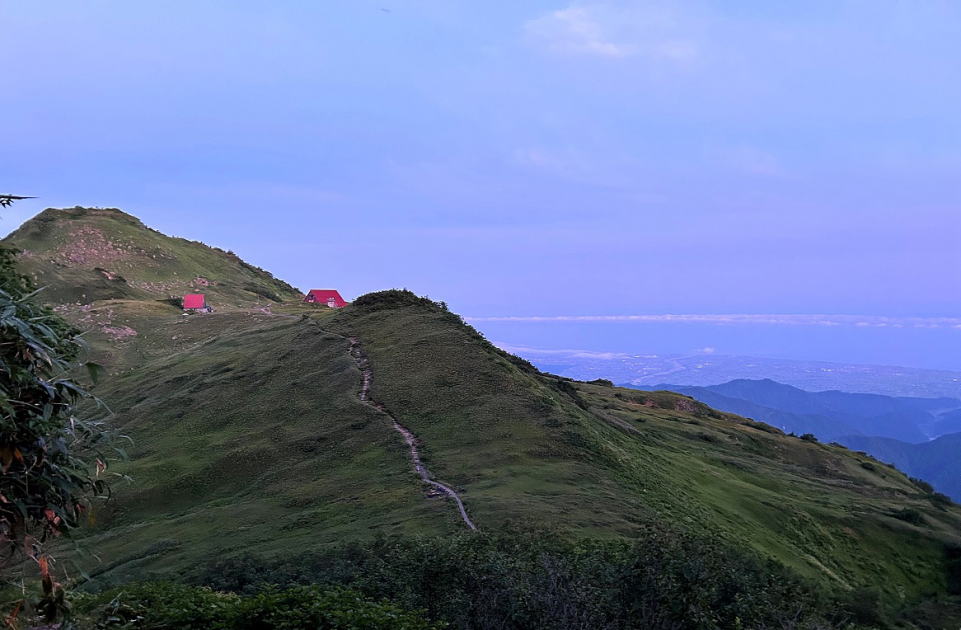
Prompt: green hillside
<box><xmin>6</xmin><ymin>208</ymin><xmax>961</xmax><ymax>624</ymax></box>
<box><xmin>843</xmin><ymin>432</ymin><xmax>961</xmax><ymax>502</ymax></box>
<box><xmin>3</xmin><ymin>207</ymin><xmax>301</xmax><ymax>306</ymax></box>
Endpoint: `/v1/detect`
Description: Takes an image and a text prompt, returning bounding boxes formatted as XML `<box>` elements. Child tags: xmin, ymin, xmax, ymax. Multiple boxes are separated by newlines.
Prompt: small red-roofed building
<box><xmin>182</xmin><ymin>293</ymin><xmax>211</xmax><ymax>312</ymax></box>
<box><xmin>304</xmin><ymin>289</ymin><xmax>348</xmax><ymax>308</ymax></box>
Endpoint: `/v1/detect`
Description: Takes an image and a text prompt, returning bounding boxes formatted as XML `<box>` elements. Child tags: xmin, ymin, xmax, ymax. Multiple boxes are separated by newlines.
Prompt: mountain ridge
<box><xmin>632</xmin><ymin>378</ymin><xmax>960</xmax><ymax>443</ymax></box>
<box><xmin>842</xmin><ymin>432</ymin><xmax>961</xmax><ymax>501</ymax></box>
<box><xmin>6</xmin><ymin>208</ymin><xmax>960</xmax><ymax>616</ymax></box>
<box><xmin>3</xmin><ymin>206</ymin><xmax>302</xmax><ymax>306</ymax></box>
<box><xmin>517</xmin><ymin>346</ymin><xmax>961</xmax><ymax>398</ymax></box>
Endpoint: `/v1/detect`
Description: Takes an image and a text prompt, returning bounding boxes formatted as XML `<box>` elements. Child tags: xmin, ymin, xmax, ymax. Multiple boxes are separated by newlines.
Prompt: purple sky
<box><xmin>2</xmin><ymin>2</ymin><xmax>960</xmax><ymax>365</ymax></box>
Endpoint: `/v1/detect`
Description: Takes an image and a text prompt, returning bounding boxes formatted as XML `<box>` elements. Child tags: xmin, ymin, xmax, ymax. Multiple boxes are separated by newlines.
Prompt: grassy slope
<box><xmin>10</xmin><ymin>209</ymin><xmax>955</xmax><ymax>603</ymax></box>
<box><xmin>3</xmin><ymin>207</ymin><xmax>302</xmax><ymax>306</ymax></box>
<box><xmin>332</xmin><ymin>294</ymin><xmax>961</xmax><ymax>600</ymax></box>
<box><xmin>843</xmin><ymin>432</ymin><xmax>961</xmax><ymax>501</ymax></box>
<box><xmin>79</xmin><ymin>309</ymin><xmax>454</xmax><ymax>588</ymax></box>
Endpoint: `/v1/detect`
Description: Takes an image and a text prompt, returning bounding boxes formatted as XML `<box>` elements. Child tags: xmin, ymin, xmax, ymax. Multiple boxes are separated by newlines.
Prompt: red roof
<box><xmin>183</xmin><ymin>293</ymin><xmax>207</xmax><ymax>309</ymax></box>
<box><xmin>304</xmin><ymin>289</ymin><xmax>347</xmax><ymax>307</ymax></box>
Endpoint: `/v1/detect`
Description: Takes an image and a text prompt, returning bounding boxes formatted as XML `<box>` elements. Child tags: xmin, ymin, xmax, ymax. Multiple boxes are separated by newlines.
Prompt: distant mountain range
<box><xmin>631</xmin><ymin>379</ymin><xmax>961</xmax><ymax>443</ymax></box>
<box><xmin>841</xmin><ymin>433</ymin><xmax>961</xmax><ymax>501</ymax></box>
<box><xmin>630</xmin><ymin>378</ymin><xmax>961</xmax><ymax>500</ymax></box>
<box><xmin>507</xmin><ymin>346</ymin><xmax>961</xmax><ymax>399</ymax></box>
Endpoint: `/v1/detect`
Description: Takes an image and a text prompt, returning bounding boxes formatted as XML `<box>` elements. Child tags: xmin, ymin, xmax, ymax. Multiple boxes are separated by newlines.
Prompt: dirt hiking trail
<box><xmin>348</xmin><ymin>337</ymin><xmax>477</xmax><ymax>530</ymax></box>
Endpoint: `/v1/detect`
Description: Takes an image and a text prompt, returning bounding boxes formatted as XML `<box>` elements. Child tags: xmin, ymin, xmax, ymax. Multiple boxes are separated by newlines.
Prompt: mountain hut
<box><xmin>304</xmin><ymin>289</ymin><xmax>348</xmax><ymax>308</ymax></box>
<box><xmin>182</xmin><ymin>293</ymin><xmax>212</xmax><ymax>312</ymax></box>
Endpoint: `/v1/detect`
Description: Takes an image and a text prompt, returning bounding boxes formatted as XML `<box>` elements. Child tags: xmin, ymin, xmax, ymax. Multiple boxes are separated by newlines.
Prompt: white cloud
<box><xmin>467</xmin><ymin>314</ymin><xmax>961</xmax><ymax>329</ymax></box>
<box><xmin>493</xmin><ymin>343</ymin><xmax>632</xmax><ymax>360</ymax></box>
<box><xmin>526</xmin><ymin>7</ymin><xmax>636</xmax><ymax>58</ymax></box>
<box><xmin>524</xmin><ymin>3</ymin><xmax>699</xmax><ymax>63</ymax></box>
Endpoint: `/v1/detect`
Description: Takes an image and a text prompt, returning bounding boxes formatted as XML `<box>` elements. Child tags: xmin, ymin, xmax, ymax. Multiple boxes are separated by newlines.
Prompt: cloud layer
<box><xmin>524</xmin><ymin>3</ymin><xmax>698</xmax><ymax>62</ymax></box>
<box><xmin>466</xmin><ymin>314</ymin><xmax>961</xmax><ymax>329</ymax></box>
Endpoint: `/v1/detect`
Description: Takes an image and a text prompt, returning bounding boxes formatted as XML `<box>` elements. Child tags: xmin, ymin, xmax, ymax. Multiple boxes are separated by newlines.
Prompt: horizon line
<box><xmin>464</xmin><ymin>313</ymin><xmax>961</xmax><ymax>329</ymax></box>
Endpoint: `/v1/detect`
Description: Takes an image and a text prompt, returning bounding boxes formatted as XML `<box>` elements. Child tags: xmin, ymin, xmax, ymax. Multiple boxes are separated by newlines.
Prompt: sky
<box><xmin>2</xmin><ymin>1</ymin><xmax>960</xmax><ymax>366</ymax></box>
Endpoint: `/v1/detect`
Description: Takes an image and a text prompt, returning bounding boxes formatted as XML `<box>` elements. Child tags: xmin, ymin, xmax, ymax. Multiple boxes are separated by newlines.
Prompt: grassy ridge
<box><xmin>3</xmin><ymin>207</ymin><xmax>302</xmax><ymax>306</ymax></box>
<box><xmin>5</xmin><ymin>209</ymin><xmax>953</xmax><ymax>614</ymax></box>
<box><xmin>331</xmin><ymin>291</ymin><xmax>961</xmax><ymax>599</ymax></box>
<box><xmin>78</xmin><ymin>310</ymin><xmax>454</xmax><ymax>587</ymax></box>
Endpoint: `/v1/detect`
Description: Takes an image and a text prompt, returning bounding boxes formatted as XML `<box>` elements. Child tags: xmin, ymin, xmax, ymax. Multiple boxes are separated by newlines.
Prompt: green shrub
<box><xmin>745</xmin><ymin>420</ymin><xmax>781</xmax><ymax>434</ymax></box>
<box><xmin>242</xmin><ymin>282</ymin><xmax>281</xmax><ymax>302</ymax></box>
<box><xmin>72</xmin><ymin>583</ymin><xmax>438</xmax><ymax>630</ymax></box>
<box><xmin>842</xmin><ymin>586</ymin><xmax>886</xmax><ymax>627</ymax></box>
<box><xmin>550</xmin><ymin>378</ymin><xmax>589</xmax><ymax>410</ymax></box>
<box><xmin>891</xmin><ymin>508</ymin><xmax>925</xmax><ymax>525</ymax></box>
<box><xmin>860</xmin><ymin>461</ymin><xmax>877</xmax><ymax>472</ymax></box>
<box><xmin>800</xmin><ymin>433</ymin><xmax>818</xmax><ymax>442</ymax></box>
<box><xmin>0</xmin><ymin>245</ymin><xmax>119</xmax><ymax>622</ymax></box>
<box><xmin>232</xmin><ymin>586</ymin><xmax>438</xmax><ymax>630</ymax></box>
<box><xmin>946</xmin><ymin>543</ymin><xmax>961</xmax><ymax>596</ymax></box>
<box><xmin>351</xmin><ymin>289</ymin><xmax>442</xmax><ymax>312</ymax></box>
<box><xmin>931</xmin><ymin>492</ymin><xmax>953</xmax><ymax>509</ymax></box>
<box><xmin>74</xmin><ymin>582</ymin><xmax>237</xmax><ymax>629</ymax></box>
<box><xmin>194</xmin><ymin>530</ymin><xmax>840</xmax><ymax>629</ymax></box>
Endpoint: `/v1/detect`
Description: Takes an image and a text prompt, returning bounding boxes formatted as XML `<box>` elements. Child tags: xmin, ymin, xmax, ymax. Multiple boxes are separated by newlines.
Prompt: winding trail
<box><xmin>348</xmin><ymin>337</ymin><xmax>477</xmax><ymax>530</ymax></box>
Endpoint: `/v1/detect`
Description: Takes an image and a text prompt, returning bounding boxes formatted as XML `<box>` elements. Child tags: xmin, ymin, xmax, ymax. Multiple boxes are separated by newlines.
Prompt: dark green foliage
<box><xmin>800</xmin><ymin>433</ymin><xmax>818</xmax><ymax>442</ymax></box>
<box><xmin>550</xmin><ymin>377</ymin><xmax>589</xmax><ymax>410</ymax></box>
<box><xmin>501</xmin><ymin>351</ymin><xmax>537</xmax><ymax>374</ymax></box>
<box><xmin>931</xmin><ymin>492</ymin><xmax>953</xmax><ymax>509</ymax></box>
<box><xmin>234</xmin><ymin>259</ymin><xmax>300</xmax><ymax>297</ymax></box>
<box><xmin>743</xmin><ymin>419</ymin><xmax>781</xmax><ymax>434</ymax></box>
<box><xmin>75</xmin><ymin>582</ymin><xmax>235</xmax><ymax>629</ymax></box>
<box><xmin>0</xmin><ymin>246</ymin><xmax>111</xmax><ymax>565</ymax></box>
<box><xmin>947</xmin><ymin>544</ymin><xmax>961</xmax><ymax>595</ymax></box>
<box><xmin>0</xmin><ymin>247</ymin><xmax>36</xmax><ymax>297</ymax></box>
<box><xmin>911</xmin><ymin>477</ymin><xmax>935</xmax><ymax>494</ymax></box>
<box><xmin>0</xmin><ymin>244</ymin><xmax>119</xmax><ymax>625</ymax></box>
<box><xmin>861</xmin><ymin>461</ymin><xmax>877</xmax><ymax>472</ymax></box>
<box><xmin>843</xmin><ymin>587</ymin><xmax>886</xmax><ymax>627</ymax></box>
<box><xmin>195</xmin><ymin>530</ymin><xmax>840</xmax><ymax>630</ymax></box>
<box><xmin>72</xmin><ymin>582</ymin><xmax>438</xmax><ymax>630</ymax></box>
<box><xmin>241</xmin><ymin>282</ymin><xmax>281</xmax><ymax>302</ymax></box>
<box><xmin>891</xmin><ymin>508</ymin><xmax>926</xmax><ymax>525</ymax></box>
<box><xmin>232</xmin><ymin>586</ymin><xmax>438</xmax><ymax>630</ymax></box>
<box><xmin>588</xmin><ymin>378</ymin><xmax>614</xmax><ymax>387</ymax></box>
<box><xmin>352</xmin><ymin>289</ymin><xmax>444</xmax><ymax>312</ymax></box>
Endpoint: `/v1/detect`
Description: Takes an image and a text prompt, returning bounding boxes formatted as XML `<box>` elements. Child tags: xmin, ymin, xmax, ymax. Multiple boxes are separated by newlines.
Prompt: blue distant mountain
<box><xmin>628</xmin><ymin>378</ymin><xmax>961</xmax><ymax>499</ymax></box>
<box><xmin>511</xmin><ymin>348</ymin><xmax>961</xmax><ymax>399</ymax></box>
<box><xmin>841</xmin><ymin>433</ymin><xmax>961</xmax><ymax>501</ymax></box>
<box><xmin>630</xmin><ymin>378</ymin><xmax>960</xmax><ymax>443</ymax></box>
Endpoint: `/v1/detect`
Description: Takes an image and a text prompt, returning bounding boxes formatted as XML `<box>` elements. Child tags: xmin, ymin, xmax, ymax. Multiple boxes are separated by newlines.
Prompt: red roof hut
<box><xmin>182</xmin><ymin>293</ymin><xmax>209</xmax><ymax>311</ymax></box>
<box><xmin>304</xmin><ymin>289</ymin><xmax>347</xmax><ymax>308</ymax></box>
